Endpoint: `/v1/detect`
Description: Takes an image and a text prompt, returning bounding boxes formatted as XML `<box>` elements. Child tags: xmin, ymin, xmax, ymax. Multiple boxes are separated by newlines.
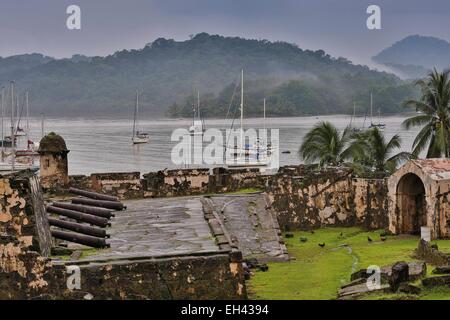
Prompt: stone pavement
<box><xmin>84</xmin><ymin>197</ymin><xmax>219</xmax><ymax>260</ymax></box>
<box><xmin>74</xmin><ymin>193</ymin><xmax>287</xmax><ymax>262</ymax></box>
<box><xmin>207</xmin><ymin>193</ymin><xmax>289</xmax><ymax>262</ymax></box>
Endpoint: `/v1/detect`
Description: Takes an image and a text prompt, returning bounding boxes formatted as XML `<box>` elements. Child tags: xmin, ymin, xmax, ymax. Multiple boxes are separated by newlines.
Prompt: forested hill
<box><xmin>0</xmin><ymin>33</ymin><xmax>416</xmax><ymax>117</ymax></box>
<box><xmin>373</xmin><ymin>35</ymin><xmax>450</xmax><ymax>79</ymax></box>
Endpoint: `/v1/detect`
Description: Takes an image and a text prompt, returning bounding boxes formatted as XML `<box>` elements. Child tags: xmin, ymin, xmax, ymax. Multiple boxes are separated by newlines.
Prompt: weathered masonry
<box><xmin>0</xmin><ymin>171</ymin><xmax>246</xmax><ymax>300</ymax></box>
<box><xmin>266</xmin><ymin>166</ymin><xmax>389</xmax><ymax>230</ymax></box>
<box><xmin>388</xmin><ymin>159</ymin><xmax>450</xmax><ymax>239</ymax></box>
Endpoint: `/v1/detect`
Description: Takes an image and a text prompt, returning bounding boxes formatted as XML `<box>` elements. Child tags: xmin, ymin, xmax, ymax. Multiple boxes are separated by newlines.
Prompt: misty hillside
<box><xmin>373</xmin><ymin>35</ymin><xmax>450</xmax><ymax>79</ymax></box>
<box><xmin>0</xmin><ymin>33</ymin><xmax>416</xmax><ymax>117</ymax></box>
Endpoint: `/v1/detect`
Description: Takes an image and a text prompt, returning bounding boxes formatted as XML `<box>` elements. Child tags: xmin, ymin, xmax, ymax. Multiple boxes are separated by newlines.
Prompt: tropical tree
<box><xmin>402</xmin><ymin>69</ymin><xmax>450</xmax><ymax>158</ymax></box>
<box><xmin>299</xmin><ymin>122</ymin><xmax>357</xmax><ymax>166</ymax></box>
<box><xmin>354</xmin><ymin>127</ymin><xmax>410</xmax><ymax>174</ymax></box>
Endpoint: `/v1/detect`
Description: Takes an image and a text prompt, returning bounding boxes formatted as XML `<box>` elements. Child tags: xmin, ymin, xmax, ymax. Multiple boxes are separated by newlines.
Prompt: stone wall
<box><xmin>68</xmin><ymin>172</ymin><xmax>143</xmax><ymax>199</ymax></box>
<box><xmin>1</xmin><ymin>171</ymin><xmax>247</xmax><ymax>300</ymax></box>
<box><xmin>265</xmin><ymin>167</ymin><xmax>389</xmax><ymax>231</ymax></box>
<box><xmin>1</xmin><ymin>252</ymin><xmax>246</xmax><ymax>300</ymax></box>
<box><xmin>0</xmin><ymin>171</ymin><xmax>52</xmax><ymax>256</ymax></box>
<box><xmin>143</xmin><ymin>167</ymin><xmax>265</xmax><ymax>198</ymax></box>
<box><xmin>60</xmin><ymin>165</ymin><xmax>389</xmax><ymax>232</ymax></box>
<box><xmin>0</xmin><ymin>171</ymin><xmax>54</xmax><ymax>299</ymax></box>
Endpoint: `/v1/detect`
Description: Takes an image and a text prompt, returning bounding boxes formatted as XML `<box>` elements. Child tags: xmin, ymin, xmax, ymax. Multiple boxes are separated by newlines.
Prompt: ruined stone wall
<box><xmin>0</xmin><ymin>171</ymin><xmax>54</xmax><ymax>299</ymax></box>
<box><xmin>436</xmin><ymin>191</ymin><xmax>450</xmax><ymax>238</ymax></box>
<box><xmin>67</xmin><ymin>172</ymin><xmax>142</xmax><ymax>199</ymax></box>
<box><xmin>0</xmin><ymin>251</ymin><xmax>246</xmax><ymax>300</ymax></box>
<box><xmin>51</xmin><ymin>253</ymin><xmax>245</xmax><ymax>300</ymax></box>
<box><xmin>1</xmin><ymin>172</ymin><xmax>247</xmax><ymax>300</ymax></box>
<box><xmin>142</xmin><ymin>167</ymin><xmax>266</xmax><ymax>198</ymax></box>
<box><xmin>0</xmin><ymin>172</ymin><xmax>52</xmax><ymax>255</ymax></box>
<box><xmin>265</xmin><ymin>168</ymin><xmax>389</xmax><ymax>231</ymax></box>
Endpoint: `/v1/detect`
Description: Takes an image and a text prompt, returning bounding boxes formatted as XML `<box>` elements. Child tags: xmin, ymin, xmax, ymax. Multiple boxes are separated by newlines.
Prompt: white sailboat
<box><xmin>228</xmin><ymin>70</ymin><xmax>271</xmax><ymax>168</ymax></box>
<box><xmin>0</xmin><ymin>81</ymin><xmax>39</xmax><ymax>173</ymax></box>
<box><xmin>189</xmin><ymin>91</ymin><xmax>205</xmax><ymax>136</ymax></box>
<box><xmin>132</xmin><ymin>90</ymin><xmax>149</xmax><ymax>145</ymax></box>
<box><xmin>369</xmin><ymin>93</ymin><xmax>386</xmax><ymax>129</ymax></box>
<box><xmin>350</xmin><ymin>102</ymin><xmax>361</xmax><ymax>133</ymax></box>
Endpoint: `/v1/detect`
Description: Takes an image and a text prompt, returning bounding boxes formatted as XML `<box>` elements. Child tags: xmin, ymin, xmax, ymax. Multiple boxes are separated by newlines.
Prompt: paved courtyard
<box><xmin>84</xmin><ymin>197</ymin><xmax>219</xmax><ymax>260</ymax></box>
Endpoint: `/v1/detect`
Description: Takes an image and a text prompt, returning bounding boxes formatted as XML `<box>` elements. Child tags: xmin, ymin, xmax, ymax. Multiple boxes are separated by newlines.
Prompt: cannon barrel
<box><xmin>72</xmin><ymin>197</ymin><xmax>125</xmax><ymax>211</ymax></box>
<box><xmin>47</xmin><ymin>206</ymin><xmax>110</xmax><ymax>228</ymax></box>
<box><xmin>51</xmin><ymin>229</ymin><xmax>109</xmax><ymax>248</ymax></box>
<box><xmin>52</xmin><ymin>202</ymin><xmax>114</xmax><ymax>219</ymax></box>
<box><xmin>48</xmin><ymin>218</ymin><xmax>109</xmax><ymax>239</ymax></box>
<box><xmin>69</xmin><ymin>187</ymin><xmax>119</xmax><ymax>202</ymax></box>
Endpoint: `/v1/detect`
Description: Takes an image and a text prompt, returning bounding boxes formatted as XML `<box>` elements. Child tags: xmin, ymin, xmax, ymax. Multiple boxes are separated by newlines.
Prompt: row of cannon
<box><xmin>47</xmin><ymin>188</ymin><xmax>126</xmax><ymax>249</ymax></box>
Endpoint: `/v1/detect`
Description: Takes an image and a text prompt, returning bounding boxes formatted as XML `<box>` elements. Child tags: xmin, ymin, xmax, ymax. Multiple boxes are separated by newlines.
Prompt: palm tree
<box><xmin>299</xmin><ymin>122</ymin><xmax>356</xmax><ymax>167</ymax></box>
<box><xmin>356</xmin><ymin>127</ymin><xmax>410</xmax><ymax>173</ymax></box>
<box><xmin>402</xmin><ymin>69</ymin><xmax>450</xmax><ymax>158</ymax></box>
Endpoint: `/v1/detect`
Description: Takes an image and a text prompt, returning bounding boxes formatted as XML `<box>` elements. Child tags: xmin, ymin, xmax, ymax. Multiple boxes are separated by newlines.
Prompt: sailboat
<box><xmin>369</xmin><ymin>93</ymin><xmax>386</xmax><ymax>129</ymax></box>
<box><xmin>228</xmin><ymin>70</ymin><xmax>271</xmax><ymax>168</ymax></box>
<box><xmin>350</xmin><ymin>102</ymin><xmax>361</xmax><ymax>133</ymax></box>
<box><xmin>189</xmin><ymin>91</ymin><xmax>205</xmax><ymax>136</ymax></box>
<box><xmin>0</xmin><ymin>82</ymin><xmax>39</xmax><ymax>173</ymax></box>
<box><xmin>132</xmin><ymin>90</ymin><xmax>149</xmax><ymax>145</ymax></box>
<box><xmin>15</xmin><ymin>91</ymin><xmax>39</xmax><ymax>157</ymax></box>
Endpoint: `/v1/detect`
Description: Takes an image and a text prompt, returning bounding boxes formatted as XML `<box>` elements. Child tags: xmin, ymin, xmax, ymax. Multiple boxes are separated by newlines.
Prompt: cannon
<box><xmin>47</xmin><ymin>205</ymin><xmax>110</xmax><ymax>228</ymax></box>
<box><xmin>52</xmin><ymin>202</ymin><xmax>114</xmax><ymax>219</ymax></box>
<box><xmin>69</xmin><ymin>187</ymin><xmax>120</xmax><ymax>202</ymax></box>
<box><xmin>72</xmin><ymin>197</ymin><xmax>125</xmax><ymax>211</ymax></box>
<box><xmin>48</xmin><ymin>218</ymin><xmax>109</xmax><ymax>238</ymax></box>
<box><xmin>51</xmin><ymin>229</ymin><xmax>109</xmax><ymax>248</ymax></box>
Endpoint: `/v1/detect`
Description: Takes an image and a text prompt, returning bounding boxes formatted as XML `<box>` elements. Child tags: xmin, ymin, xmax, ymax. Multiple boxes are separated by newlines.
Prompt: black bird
<box><xmin>380</xmin><ymin>236</ymin><xmax>387</xmax><ymax>242</ymax></box>
<box><xmin>310</xmin><ymin>230</ymin><xmax>315</xmax><ymax>234</ymax></box>
<box><xmin>318</xmin><ymin>243</ymin><xmax>325</xmax><ymax>248</ymax></box>
<box><xmin>339</xmin><ymin>232</ymin><xmax>343</xmax><ymax>237</ymax></box>
<box><xmin>367</xmin><ymin>236</ymin><xmax>373</xmax><ymax>242</ymax></box>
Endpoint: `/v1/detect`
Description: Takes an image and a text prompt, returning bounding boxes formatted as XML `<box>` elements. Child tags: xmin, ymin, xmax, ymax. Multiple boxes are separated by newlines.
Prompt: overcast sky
<box><xmin>0</xmin><ymin>0</ymin><xmax>449</xmax><ymax>65</ymax></box>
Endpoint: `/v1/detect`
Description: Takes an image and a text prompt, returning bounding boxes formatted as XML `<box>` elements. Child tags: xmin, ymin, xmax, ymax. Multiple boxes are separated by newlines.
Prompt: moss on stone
<box><xmin>38</xmin><ymin>132</ymin><xmax>68</xmax><ymax>153</ymax></box>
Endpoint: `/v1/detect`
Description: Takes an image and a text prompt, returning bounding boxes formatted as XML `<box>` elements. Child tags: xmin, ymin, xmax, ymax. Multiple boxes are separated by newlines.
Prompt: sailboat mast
<box><xmin>41</xmin><ymin>113</ymin><xmax>45</xmax><ymax>139</ymax></box>
<box><xmin>240</xmin><ymin>69</ymin><xmax>244</xmax><ymax>154</ymax></box>
<box><xmin>197</xmin><ymin>91</ymin><xmax>200</xmax><ymax>119</ymax></box>
<box><xmin>263</xmin><ymin>98</ymin><xmax>266</xmax><ymax>130</ymax></box>
<box><xmin>1</xmin><ymin>87</ymin><xmax>4</xmax><ymax>155</ymax></box>
<box><xmin>133</xmin><ymin>90</ymin><xmax>138</xmax><ymax>138</ymax></box>
<box><xmin>350</xmin><ymin>102</ymin><xmax>356</xmax><ymax>127</ymax></box>
<box><xmin>26</xmin><ymin>91</ymin><xmax>29</xmax><ymax>133</ymax></box>
<box><xmin>370</xmin><ymin>93</ymin><xmax>373</xmax><ymax>125</ymax></box>
<box><xmin>10</xmin><ymin>81</ymin><xmax>15</xmax><ymax>171</ymax></box>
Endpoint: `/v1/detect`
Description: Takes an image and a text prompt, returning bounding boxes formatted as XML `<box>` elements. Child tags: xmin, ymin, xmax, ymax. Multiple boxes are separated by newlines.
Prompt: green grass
<box><xmin>226</xmin><ymin>188</ymin><xmax>263</xmax><ymax>194</ymax></box>
<box><xmin>248</xmin><ymin>227</ymin><xmax>446</xmax><ymax>300</ymax></box>
<box><xmin>52</xmin><ymin>247</ymin><xmax>109</xmax><ymax>261</ymax></box>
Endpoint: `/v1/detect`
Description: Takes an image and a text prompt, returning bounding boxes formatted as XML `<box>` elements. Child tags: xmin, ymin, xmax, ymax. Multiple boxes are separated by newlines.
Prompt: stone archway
<box><xmin>396</xmin><ymin>173</ymin><xmax>427</xmax><ymax>234</ymax></box>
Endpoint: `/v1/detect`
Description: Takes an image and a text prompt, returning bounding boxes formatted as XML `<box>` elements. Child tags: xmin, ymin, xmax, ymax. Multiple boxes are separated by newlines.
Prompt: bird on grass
<box><xmin>318</xmin><ymin>243</ymin><xmax>325</xmax><ymax>248</ymax></box>
<box><xmin>380</xmin><ymin>236</ymin><xmax>387</xmax><ymax>242</ymax></box>
<box><xmin>367</xmin><ymin>236</ymin><xmax>373</xmax><ymax>243</ymax></box>
<box><xmin>339</xmin><ymin>232</ymin><xmax>343</xmax><ymax>237</ymax></box>
<box><xmin>310</xmin><ymin>230</ymin><xmax>315</xmax><ymax>234</ymax></box>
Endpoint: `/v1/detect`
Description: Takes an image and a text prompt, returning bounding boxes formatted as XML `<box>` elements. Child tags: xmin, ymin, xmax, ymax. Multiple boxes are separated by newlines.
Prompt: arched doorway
<box><xmin>396</xmin><ymin>173</ymin><xmax>427</xmax><ymax>234</ymax></box>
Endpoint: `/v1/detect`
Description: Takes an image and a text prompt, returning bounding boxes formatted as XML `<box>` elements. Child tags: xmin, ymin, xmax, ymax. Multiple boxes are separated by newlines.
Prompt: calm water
<box><xmin>24</xmin><ymin>115</ymin><xmax>420</xmax><ymax>175</ymax></box>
